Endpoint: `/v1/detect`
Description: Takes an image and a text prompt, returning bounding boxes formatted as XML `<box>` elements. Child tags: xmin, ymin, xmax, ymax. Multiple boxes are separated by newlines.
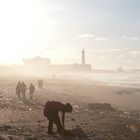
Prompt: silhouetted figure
<box><xmin>21</xmin><ymin>82</ymin><xmax>27</xmax><ymax>101</ymax></box>
<box><xmin>52</xmin><ymin>74</ymin><xmax>56</xmax><ymax>78</ymax></box>
<box><xmin>29</xmin><ymin>83</ymin><xmax>35</xmax><ymax>100</ymax></box>
<box><xmin>38</xmin><ymin>80</ymin><xmax>43</xmax><ymax>89</ymax></box>
<box><xmin>43</xmin><ymin>101</ymin><xmax>73</xmax><ymax>134</ymax></box>
<box><xmin>16</xmin><ymin>81</ymin><xmax>21</xmax><ymax>100</ymax></box>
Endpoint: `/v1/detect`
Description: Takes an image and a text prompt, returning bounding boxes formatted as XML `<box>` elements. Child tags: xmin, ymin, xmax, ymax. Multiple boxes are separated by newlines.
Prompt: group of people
<box><xmin>16</xmin><ymin>81</ymin><xmax>73</xmax><ymax>135</ymax></box>
<box><xmin>16</xmin><ymin>81</ymin><xmax>35</xmax><ymax>101</ymax></box>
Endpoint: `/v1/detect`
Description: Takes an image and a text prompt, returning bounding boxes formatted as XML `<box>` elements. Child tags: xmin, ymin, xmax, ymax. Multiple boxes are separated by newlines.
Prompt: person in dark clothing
<box><xmin>16</xmin><ymin>81</ymin><xmax>21</xmax><ymax>100</ymax></box>
<box><xmin>21</xmin><ymin>82</ymin><xmax>27</xmax><ymax>101</ymax></box>
<box><xmin>43</xmin><ymin>101</ymin><xmax>73</xmax><ymax>134</ymax></box>
<box><xmin>29</xmin><ymin>83</ymin><xmax>35</xmax><ymax>100</ymax></box>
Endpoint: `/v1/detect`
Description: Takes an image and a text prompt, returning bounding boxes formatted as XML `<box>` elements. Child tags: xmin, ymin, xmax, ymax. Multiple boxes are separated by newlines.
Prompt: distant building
<box><xmin>23</xmin><ymin>56</ymin><xmax>51</xmax><ymax>66</ymax></box>
<box><xmin>49</xmin><ymin>49</ymin><xmax>91</xmax><ymax>73</ymax></box>
<box><xmin>23</xmin><ymin>49</ymin><xmax>92</xmax><ymax>74</ymax></box>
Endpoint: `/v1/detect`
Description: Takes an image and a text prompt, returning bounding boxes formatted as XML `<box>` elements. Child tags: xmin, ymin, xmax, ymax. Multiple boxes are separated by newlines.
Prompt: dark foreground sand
<box><xmin>0</xmin><ymin>78</ymin><xmax>140</xmax><ymax>140</ymax></box>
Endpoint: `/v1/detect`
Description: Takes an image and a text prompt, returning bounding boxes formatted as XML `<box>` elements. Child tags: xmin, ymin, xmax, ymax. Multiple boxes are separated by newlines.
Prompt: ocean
<box><xmin>91</xmin><ymin>71</ymin><xmax>140</xmax><ymax>88</ymax></box>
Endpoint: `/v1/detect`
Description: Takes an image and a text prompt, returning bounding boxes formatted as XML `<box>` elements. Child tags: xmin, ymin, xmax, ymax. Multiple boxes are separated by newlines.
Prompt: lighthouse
<box><xmin>82</xmin><ymin>49</ymin><xmax>85</xmax><ymax>65</ymax></box>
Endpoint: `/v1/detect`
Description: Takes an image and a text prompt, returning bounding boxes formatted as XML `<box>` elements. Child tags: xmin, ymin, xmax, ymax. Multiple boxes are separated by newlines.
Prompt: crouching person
<box><xmin>43</xmin><ymin>101</ymin><xmax>73</xmax><ymax>135</ymax></box>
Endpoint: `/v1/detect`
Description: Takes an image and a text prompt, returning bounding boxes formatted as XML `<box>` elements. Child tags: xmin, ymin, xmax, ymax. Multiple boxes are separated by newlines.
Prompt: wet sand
<box><xmin>0</xmin><ymin>78</ymin><xmax>140</xmax><ymax>140</ymax></box>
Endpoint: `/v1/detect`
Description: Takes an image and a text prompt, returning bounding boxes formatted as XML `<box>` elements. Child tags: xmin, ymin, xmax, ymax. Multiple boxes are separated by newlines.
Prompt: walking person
<box><xmin>21</xmin><ymin>82</ymin><xmax>27</xmax><ymax>101</ymax></box>
<box><xmin>29</xmin><ymin>83</ymin><xmax>35</xmax><ymax>100</ymax></box>
<box><xmin>16</xmin><ymin>81</ymin><xmax>21</xmax><ymax>100</ymax></box>
<box><xmin>43</xmin><ymin>101</ymin><xmax>73</xmax><ymax>134</ymax></box>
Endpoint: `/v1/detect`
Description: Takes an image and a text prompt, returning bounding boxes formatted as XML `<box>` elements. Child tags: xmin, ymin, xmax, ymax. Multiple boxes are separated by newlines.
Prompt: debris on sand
<box><xmin>63</xmin><ymin>128</ymin><xmax>89</xmax><ymax>140</ymax></box>
<box><xmin>85</xmin><ymin>109</ymin><xmax>89</xmax><ymax>112</ymax></box>
<box><xmin>28</xmin><ymin>108</ymin><xmax>32</xmax><ymax>111</ymax></box>
<box><xmin>0</xmin><ymin>134</ymin><xmax>21</xmax><ymax>140</ymax></box>
<box><xmin>0</xmin><ymin>92</ymin><xmax>3</xmax><ymax>99</ymax></box>
<box><xmin>126</xmin><ymin>124</ymin><xmax>138</xmax><ymax>133</ymax></box>
<box><xmin>73</xmin><ymin>105</ymin><xmax>79</xmax><ymax>113</ymax></box>
<box><xmin>71</xmin><ymin>118</ymin><xmax>76</xmax><ymax>121</ymax></box>
<box><xmin>88</xmin><ymin>103</ymin><xmax>116</xmax><ymax>111</ymax></box>
<box><xmin>74</xmin><ymin>105</ymin><xmax>79</xmax><ymax>110</ymax></box>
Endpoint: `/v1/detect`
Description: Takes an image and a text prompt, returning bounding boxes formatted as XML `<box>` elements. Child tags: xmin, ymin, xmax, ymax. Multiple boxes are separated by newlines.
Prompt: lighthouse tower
<box><xmin>82</xmin><ymin>49</ymin><xmax>85</xmax><ymax>65</ymax></box>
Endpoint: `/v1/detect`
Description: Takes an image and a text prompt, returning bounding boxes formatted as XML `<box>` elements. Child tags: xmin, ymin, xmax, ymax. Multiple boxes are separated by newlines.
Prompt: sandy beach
<box><xmin>0</xmin><ymin>77</ymin><xmax>140</xmax><ymax>140</ymax></box>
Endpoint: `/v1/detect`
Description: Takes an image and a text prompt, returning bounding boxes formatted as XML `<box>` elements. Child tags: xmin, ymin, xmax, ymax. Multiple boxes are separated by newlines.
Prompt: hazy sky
<box><xmin>0</xmin><ymin>0</ymin><xmax>140</xmax><ymax>69</ymax></box>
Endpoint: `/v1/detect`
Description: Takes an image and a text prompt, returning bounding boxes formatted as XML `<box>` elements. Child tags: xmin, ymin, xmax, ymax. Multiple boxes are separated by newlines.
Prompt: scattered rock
<box><xmin>28</xmin><ymin>108</ymin><xmax>32</xmax><ymax>111</ymax></box>
<box><xmin>71</xmin><ymin>118</ymin><xmax>76</xmax><ymax>121</ymax></box>
<box><xmin>88</xmin><ymin>103</ymin><xmax>116</xmax><ymax>111</ymax></box>
<box><xmin>84</xmin><ymin>123</ymin><xmax>88</xmax><ymax>125</ymax></box>
<box><xmin>126</xmin><ymin>124</ymin><xmax>138</xmax><ymax>132</ymax></box>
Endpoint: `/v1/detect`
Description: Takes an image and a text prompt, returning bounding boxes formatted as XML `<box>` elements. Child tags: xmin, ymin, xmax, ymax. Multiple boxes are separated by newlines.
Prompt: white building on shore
<box><xmin>23</xmin><ymin>49</ymin><xmax>92</xmax><ymax>74</ymax></box>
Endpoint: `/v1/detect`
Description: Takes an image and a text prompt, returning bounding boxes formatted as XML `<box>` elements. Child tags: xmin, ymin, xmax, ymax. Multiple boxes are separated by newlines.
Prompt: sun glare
<box><xmin>0</xmin><ymin>0</ymin><xmax>40</xmax><ymax>64</ymax></box>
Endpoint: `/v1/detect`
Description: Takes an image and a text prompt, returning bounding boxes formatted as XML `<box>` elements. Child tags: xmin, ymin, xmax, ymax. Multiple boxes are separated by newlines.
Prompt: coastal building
<box><xmin>23</xmin><ymin>49</ymin><xmax>92</xmax><ymax>73</ymax></box>
<box><xmin>23</xmin><ymin>56</ymin><xmax>51</xmax><ymax>66</ymax></box>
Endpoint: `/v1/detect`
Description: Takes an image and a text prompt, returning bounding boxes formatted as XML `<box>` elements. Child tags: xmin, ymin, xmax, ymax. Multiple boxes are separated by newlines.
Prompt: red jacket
<box><xmin>44</xmin><ymin>101</ymin><xmax>65</xmax><ymax>116</ymax></box>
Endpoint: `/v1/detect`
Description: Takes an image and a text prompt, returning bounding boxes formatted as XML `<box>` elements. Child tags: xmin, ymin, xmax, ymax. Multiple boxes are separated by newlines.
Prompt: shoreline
<box><xmin>0</xmin><ymin>77</ymin><xmax>140</xmax><ymax>139</ymax></box>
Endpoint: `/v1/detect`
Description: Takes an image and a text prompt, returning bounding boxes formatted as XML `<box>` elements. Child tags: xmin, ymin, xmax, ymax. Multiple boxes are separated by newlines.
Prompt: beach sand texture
<box><xmin>0</xmin><ymin>78</ymin><xmax>140</xmax><ymax>140</ymax></box>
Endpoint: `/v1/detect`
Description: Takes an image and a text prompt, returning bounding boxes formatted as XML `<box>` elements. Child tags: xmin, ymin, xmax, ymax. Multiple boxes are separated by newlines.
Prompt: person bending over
<box><xmin>43</xmin><ymin>101</ymin><xmax>72</xmax><ymax>134</ymax></box>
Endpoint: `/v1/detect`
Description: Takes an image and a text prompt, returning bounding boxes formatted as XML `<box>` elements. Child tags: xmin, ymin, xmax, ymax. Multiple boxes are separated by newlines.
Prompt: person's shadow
<box><xmin>53</xmin><ymin>128</ymin><xmax>89</xmax><ymax>140</ymax></box>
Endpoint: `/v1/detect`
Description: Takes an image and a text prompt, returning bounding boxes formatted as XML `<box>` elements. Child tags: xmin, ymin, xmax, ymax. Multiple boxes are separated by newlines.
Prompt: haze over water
<box><xmin>91</xmin><ymin>71</ymin><xmax>140</xmax><ymax>88</ymax></box>
<box><xmin>0</xmin><ymin>0</ymin><xmax>140</xmax><ymax>70</ymax></box>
